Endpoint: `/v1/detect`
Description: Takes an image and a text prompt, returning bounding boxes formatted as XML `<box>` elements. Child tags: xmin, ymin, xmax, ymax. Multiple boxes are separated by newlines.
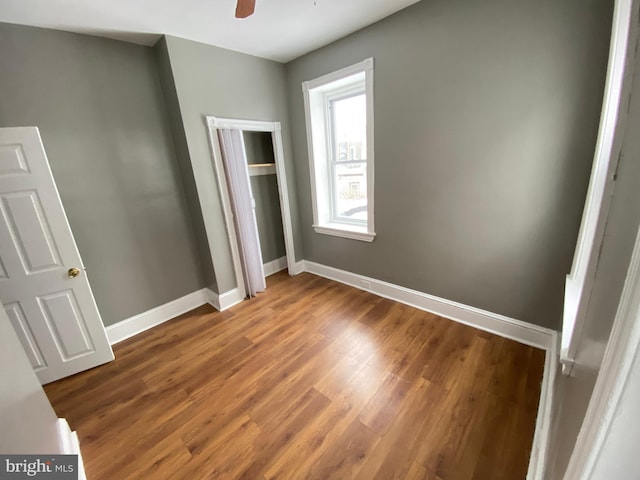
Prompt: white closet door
<box><xmin>218</xmin><ymin>129</ymin><xmax>266</xmax><ymax>296</ymax></box>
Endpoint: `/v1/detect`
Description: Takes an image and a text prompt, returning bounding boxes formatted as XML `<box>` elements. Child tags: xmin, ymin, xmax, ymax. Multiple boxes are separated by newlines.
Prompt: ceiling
<box><xmin>0</xmin><ymin>0</ymin><xmax>421</xmax><ymax>62</ymax></box>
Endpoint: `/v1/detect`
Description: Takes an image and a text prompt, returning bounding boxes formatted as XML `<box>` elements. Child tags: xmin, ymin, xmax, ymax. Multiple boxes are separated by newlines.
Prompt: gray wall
<box><xmin>285</xmin><ymin>0</ymin><xmax>612</xmax><ymax>328</ymax></box>
<box><xmin>0</xmin><ymin>307</ymin><xmax>62</xmax><ymax>453</ymax></box>
<box><xmin>0</xmin><ymin>23</ymin><xmax>205</xmax><ymax>326</ymax></box>
<box><xmin>160</xmin><ymin>35</ymin><xmax>302</xmax><ymax>293</ymax></box>
<box><xmin>547</xmin><ymin>27</ymin><xmax>640</xmax><ymax>478</ymax></box>
<box><xmin>251</xmin><ymin>175</ymin><xmax>287</xmax><ymax>264</ymax></box>
<box><xmin>244</xmin><ymin>131</ymin><xmax>286</xmax><ymax>264</ymax></box>
<box><xmin>153</xmin><ymin>37</ymin><xmax>218</xmax><ymax>292</ymax></box>
<box><xmin>244</xmin><ymin>131</ymin><xmax>274</xmax><ymax>165</ymax></box>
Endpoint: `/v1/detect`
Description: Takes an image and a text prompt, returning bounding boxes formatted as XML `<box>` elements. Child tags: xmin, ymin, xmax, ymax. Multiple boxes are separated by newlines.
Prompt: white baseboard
<box><xmin>207</xmin><ymin>290</ymin><xmax>221</xmax><ymax>311</ymax></box>
<box><xmin>57</xmin><ymin>419</ymin><xmax>87</xmax><ymax>480</ymax></box>
<box><xmin>106</xmin><ymin>288</ymin><xmax>213</xmax><ymax>345</ymax></box>
<box><xmin>527</xmin><ymin>331</ymin><xmax>559</xmax><ymax>480</ymax></box>
<box><xmin>217</xmin><ymin>287</ymin><xmax>245</xmax><ymax>311</ymax></box>
<box><xmin>290</xmin><ymin>260</ymin><xmax>305</xmax><ymax>275</ymax></box>
<box><xmin>302</xmin><ymin>260</ymin><xmax>555</xmax><ymax>350</ymax></box>
<box><xmin>106</xmin><ymin>286</ymin><xmax>248</xmax><ymax>345</ymax></box>
<box><xmin>263</xmin><ymin>256</ymin><xmax>288</xmax><ymax>277</ymax></box>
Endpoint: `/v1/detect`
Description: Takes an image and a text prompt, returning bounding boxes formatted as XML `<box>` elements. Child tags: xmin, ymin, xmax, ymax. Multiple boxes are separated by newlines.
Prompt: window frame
<box><xmin>302</xmin><ymin>58</ymin><xmax>375</xmax><ymax>242</ymax></box>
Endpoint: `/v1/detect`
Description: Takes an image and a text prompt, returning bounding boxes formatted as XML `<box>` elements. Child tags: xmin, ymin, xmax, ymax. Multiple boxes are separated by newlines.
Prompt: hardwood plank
<box><xmin>354</xmin><ymin>378</ymin><xmax>447</xmax><ymax>480</ymax></box>
<box><xmin>416</xmin><ymin>387</ymin><xmax>493</xmax><ymax>479</ymax></box>
<box><xmin>239</xmin><ymin>388</ymin><xmax>331</xmax><ymax>479</ymax></box>
<box><xmin>489</xmin><ymin>337</ymin><xmax>539</xmax><ymax>406</ymax></box>
<box><xmin>414</xmin><ymin>337</ymin><xmax>497</xmax><ymax>478</ymax></box>
<box><xmin>405</xmin><ymin>462</ymin><xmax>442</xmax><ymax>480</ymax></box>
<box><xmin>43</xmin><ymin>270</ymin><xmax>545</xmax><ymax>480</ymax></box>
<box><xmin>421</xmin><ymin>322</ymin><xmax>477</xmax><ymax>390</ymax></box>
<box><xmin>358</xmin><ymin>373</ymin><xmax>411</xmax><ymax>435</ymax></box>
<box><xmin>305</xmin><ymin>419</ymin><xmax>380</xmax><ymax>480</ymax></box>
<box><xmin>471</xmin><ymin>396</ymin><xmax>537</xmax><ymax>480</ymax></box>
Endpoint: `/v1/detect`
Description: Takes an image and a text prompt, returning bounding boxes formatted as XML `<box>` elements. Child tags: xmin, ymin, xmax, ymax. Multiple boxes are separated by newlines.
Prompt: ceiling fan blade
<box><xmin>235</xmin><ymin>0</ymin><xmax>256</xmax><ymax>18</ymax></box>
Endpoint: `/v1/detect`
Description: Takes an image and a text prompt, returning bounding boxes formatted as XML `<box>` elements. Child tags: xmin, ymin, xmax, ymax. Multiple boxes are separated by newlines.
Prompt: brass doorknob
<box><xmin>67</xmin><ymin>267</ymin><xmax>81</xmax><ymax>278</ymax></box>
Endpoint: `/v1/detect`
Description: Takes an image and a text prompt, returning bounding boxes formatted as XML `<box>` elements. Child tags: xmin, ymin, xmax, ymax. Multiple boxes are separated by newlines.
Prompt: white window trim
<box><xmin>302</xmin><ymin>58</ymin><xmax>375</xmax><ymax>242</ymax></box>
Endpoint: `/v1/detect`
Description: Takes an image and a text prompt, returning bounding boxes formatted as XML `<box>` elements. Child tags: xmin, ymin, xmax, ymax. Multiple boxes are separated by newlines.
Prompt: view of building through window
<box><xmin>330</xmin><ymin>92</ymin><xmax>367</xmax><ymax>222</ymax></box>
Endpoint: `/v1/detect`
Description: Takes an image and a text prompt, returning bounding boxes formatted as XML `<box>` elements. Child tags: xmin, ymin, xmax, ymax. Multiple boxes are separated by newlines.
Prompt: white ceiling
<box><xmin>0</xmin><ymin>0</ymin><xmax>421</xmax><ymax>62</ymax></box>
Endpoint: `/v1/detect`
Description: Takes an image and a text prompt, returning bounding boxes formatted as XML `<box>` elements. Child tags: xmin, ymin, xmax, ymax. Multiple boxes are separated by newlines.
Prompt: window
<box><xmin>302</xmin><ymin>58</ymin><xmax>375</xmax><ymax>242</ymax></box>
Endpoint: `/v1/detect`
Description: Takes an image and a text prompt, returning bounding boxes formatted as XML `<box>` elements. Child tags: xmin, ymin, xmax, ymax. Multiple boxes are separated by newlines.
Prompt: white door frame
<box><xmin>563</xmin><ymin>223</ymin><xmax>640</xmax><ymax>479</ymax></box>
<box><xmin>561</xmin><ymin>0</ymin><xmax>638</xmax><ymax>374</ymax></box>
<box><xmin>205</xmin><ymin>117</ymin><xmax>297</xmax><ymax>298</ymax></box>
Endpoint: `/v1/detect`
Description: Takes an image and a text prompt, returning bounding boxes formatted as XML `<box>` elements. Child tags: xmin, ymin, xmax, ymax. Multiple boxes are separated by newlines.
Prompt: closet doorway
<box><xmin>205</xmin><ymin>117</ymin><xmax>296</xmax><ymax>300</ymax></box>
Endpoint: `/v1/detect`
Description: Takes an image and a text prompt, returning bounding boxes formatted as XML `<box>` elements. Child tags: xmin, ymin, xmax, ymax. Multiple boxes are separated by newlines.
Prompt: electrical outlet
<box><xmin>360</xmin><ymin>279</ymin><xmax>371</xmax><ymax>290</ymax></box>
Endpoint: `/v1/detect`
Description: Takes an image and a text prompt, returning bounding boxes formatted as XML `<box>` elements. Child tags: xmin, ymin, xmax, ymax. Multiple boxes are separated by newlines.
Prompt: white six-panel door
<box><xmin>0</xmin><ymin>127</ymin><xmax>114</xmax><ymax>384</ymax></box>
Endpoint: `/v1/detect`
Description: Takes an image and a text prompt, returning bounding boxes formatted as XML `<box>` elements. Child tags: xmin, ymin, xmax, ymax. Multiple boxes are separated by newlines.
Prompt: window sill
<box><xmin>313</xmin><ymin>224</ymin><xmax>376</xmax><ymax>242</ymax></box>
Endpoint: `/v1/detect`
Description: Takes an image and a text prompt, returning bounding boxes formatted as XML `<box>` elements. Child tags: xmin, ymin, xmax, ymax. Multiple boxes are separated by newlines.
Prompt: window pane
<box><xmin>334</xmin><ymin>162</ymin><xmax>367</xmax><ymax>222</ymax></box>
<box><xmin>332</xmin><ymin>93</ymin><xmax>366</xmax><ymax>162</ymax></box>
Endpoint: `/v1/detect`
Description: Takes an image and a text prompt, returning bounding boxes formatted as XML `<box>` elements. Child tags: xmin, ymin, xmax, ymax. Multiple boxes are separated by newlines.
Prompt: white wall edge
<box><xmin>218</xmin><ymin>287</ymin><xmax>245</xmax><ymax>311</ymax></box>
<box><xmin>106</xmin><ymin>289</ymin><xmax>212</xmax><ymax>345</ymax></box>
<box><xmin>263</xmin><ymin>256</ymin><xmax>288</xmax><ymax>277</ymax></box>
<box><xmin>527</xmin><ymin>331</ymin><xmax>559</xmax><ymax>480</ymax></box>
<box><xmin>57</xmin><ymin>419</ymin><xmax>87</xmax><ymax>480</ymax></box>
<box><xmin>302</xmin><ymin>260</ymin><xmax>555</xmax><ymax>350</ymax></box>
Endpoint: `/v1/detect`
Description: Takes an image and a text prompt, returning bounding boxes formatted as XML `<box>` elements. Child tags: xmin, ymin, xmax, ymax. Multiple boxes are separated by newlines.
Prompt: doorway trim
<box><xmin>562</xmin><ymin>223</ymin><xmax>640</xmax><ymax>478</ymax></box>
<box><xmin>560</xmin><ymin>0</ymin><xmax>638</xmax><ymax>374</ymax></box>
<box><xmin>205</xmin><ymin>116</ymin><xmax>297</xmax><ymax>299</ymax></box>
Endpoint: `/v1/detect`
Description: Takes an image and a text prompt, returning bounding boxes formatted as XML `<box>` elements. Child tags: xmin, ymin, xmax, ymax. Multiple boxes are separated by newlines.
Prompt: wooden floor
<box><xmin>44</xmin><ymin>271</ymin><xmax>545</xmax><ymax>480</ymax></box>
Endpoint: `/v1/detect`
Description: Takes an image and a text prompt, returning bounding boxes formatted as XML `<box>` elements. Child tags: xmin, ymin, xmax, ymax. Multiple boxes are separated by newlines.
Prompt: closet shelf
<box><xmin>248</xmin><ymin>163</ymin><xmax>276</xmax><ymax>176</ymax></box>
